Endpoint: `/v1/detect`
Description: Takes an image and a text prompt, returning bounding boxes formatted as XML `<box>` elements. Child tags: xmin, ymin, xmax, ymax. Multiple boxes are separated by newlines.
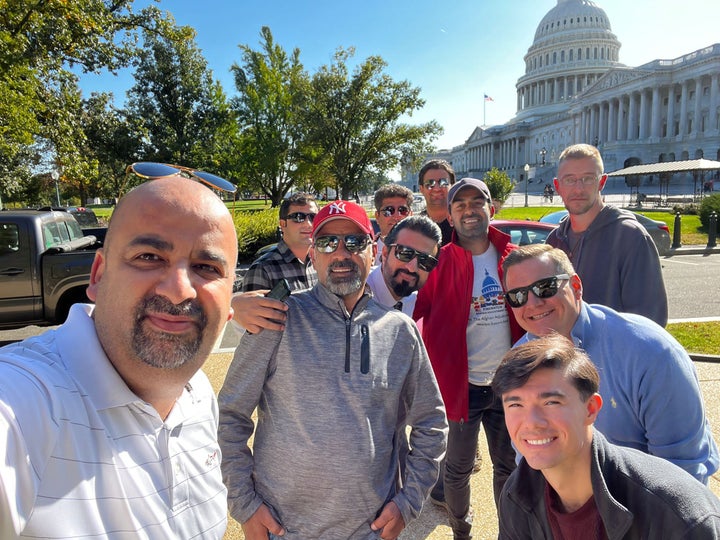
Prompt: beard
<box><xmin>389</xmin><ymin>268</ymin><xmax>420</xmax><ymax>298</ymax></box>
<box><xmin>132</xmin><ymin>295</ymin><xmax>208</xmax><ymax>369</ymax></box>
<box><xmin>325</xmin><ymin>260</ymin><xmax>364</xmax><ymax>297</ymax></box>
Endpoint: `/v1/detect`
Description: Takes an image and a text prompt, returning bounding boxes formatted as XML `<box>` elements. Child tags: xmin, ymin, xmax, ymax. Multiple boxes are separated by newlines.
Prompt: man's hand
<box><xmin>231</xmin><ymin>291</ymin><xmax>288</xmax><ymax>334</ymax></box>
<box><xmin>241</xmin><ymin>504</ymin><xmax>285</xmax><ymax>539</ymax></box>
<box><xmin>371</xmin><ymin>501</ymin><xmax>405</xmax><ymax>540</ymax></box>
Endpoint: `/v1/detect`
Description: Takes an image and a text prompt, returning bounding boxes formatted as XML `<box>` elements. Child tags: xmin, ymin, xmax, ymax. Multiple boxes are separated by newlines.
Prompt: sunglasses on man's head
<box><xmin>314</xmin><ymin>234</ymin><xmax>372</xmax><ymax>254</ymax></box>
<box><xmin>380</xmin><ymin>205</ymin><xmax>410</xmax><ymax>218</ymax></box>
<box><xmin>284</xmin><ymin>211</ymin><xmax>317</xmax><ymax>223</ymax></box>
<box><xmin>504</xmin><ymin>274</ymin><xmax>570</xmax><ymax>308</ymax></box>
<box><xmin>126</xmin><ymin>162</ymin><xmax>237</xmax><ymax>193</ymax></box>
<box><xmin>390</xmin><ymin>244</ymin><xmax>439</xmax><ymax>272</ymax></box>
<box><xmin>423</xmin><ymin>178</ymin><xmax>450</xmax><ymax>189</ymax></box>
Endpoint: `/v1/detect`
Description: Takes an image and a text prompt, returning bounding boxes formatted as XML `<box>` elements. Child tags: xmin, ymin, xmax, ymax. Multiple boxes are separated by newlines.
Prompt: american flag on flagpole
<box><xmin>484</xmin><ymin>94</ymin><xmax>494</xmax><ymax>102</ymax></box>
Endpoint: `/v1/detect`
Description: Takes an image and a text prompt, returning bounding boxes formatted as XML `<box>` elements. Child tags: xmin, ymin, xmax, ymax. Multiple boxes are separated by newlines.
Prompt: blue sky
<box><xmin>79</xmin><ymin>0</ymin><xmax>720</xmax><ymax>151</ymax></box>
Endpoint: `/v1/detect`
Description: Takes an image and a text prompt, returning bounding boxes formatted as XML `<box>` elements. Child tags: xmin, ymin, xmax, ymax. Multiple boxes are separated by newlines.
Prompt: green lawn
<box><xmin>667</xmin><ymin>322</ymin><xmax>720</xmax><ymax>356</ymax></box>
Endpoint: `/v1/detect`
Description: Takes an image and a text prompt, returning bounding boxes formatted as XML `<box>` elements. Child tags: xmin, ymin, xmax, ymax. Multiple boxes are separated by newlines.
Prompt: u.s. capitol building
<box><xmin>405</xmin><ymin>0</ymin><xmax>720</xmax><ymax>187</ymax></box>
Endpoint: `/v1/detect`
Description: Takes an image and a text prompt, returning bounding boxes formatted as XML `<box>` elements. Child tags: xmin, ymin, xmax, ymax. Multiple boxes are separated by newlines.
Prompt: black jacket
<box><xmin>498</xmin><ymin>431</ymin><xmax>720</xmax><ymax>539</ymax></box>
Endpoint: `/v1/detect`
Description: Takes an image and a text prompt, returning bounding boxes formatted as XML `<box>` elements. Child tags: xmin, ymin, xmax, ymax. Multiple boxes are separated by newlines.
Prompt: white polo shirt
<box><xmin>0</xmin><ymin>304</ymin><xmax>227</xmax><ymax>539</ymax></box>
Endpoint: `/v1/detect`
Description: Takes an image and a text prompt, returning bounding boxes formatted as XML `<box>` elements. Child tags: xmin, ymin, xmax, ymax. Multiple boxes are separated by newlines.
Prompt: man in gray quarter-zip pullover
<box><xmin>219</xmin><ymin>200</ymin><xmax>448</xmax><ymax>540</ymax></box>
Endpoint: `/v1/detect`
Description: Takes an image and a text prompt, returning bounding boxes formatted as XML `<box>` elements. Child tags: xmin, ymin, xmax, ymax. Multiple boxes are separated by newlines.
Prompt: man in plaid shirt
<box><xmin>232</xmin><ymin>193</ymin><xmax>318</xmax><ymax>333</ymax></box>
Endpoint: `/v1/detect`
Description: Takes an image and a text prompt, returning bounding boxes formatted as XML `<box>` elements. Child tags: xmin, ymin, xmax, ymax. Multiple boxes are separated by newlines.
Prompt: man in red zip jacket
<box><xmin>414</xmin><ymin>178</ymin><xmax>524</xmax><ymax>540</ymax></box>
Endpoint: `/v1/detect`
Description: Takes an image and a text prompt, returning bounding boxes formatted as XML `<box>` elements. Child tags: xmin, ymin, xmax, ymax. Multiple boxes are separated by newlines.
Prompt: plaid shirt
<box><xmin>241</xmin><ymin>240</ymin><xmax>317</xmax><ymax>292</ymax></box>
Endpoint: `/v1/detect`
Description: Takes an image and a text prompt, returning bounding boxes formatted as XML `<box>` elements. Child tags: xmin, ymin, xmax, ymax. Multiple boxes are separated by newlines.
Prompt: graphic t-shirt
<box><xmin>466</xmin><ymin>244</ymin><xmax>511</xmax><ymax>385</ymax></box>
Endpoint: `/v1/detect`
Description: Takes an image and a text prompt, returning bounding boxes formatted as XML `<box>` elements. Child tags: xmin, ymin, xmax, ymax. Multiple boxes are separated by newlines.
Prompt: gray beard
<box><xmin>132</xmin><ymin>295</ymin><xmax>207</xmax><ymax>369</ymax></box>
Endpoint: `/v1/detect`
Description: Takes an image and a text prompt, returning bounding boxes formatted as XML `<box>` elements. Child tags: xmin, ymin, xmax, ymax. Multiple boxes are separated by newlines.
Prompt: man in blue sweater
<box><xmin>501</xmin><ymin>244</ymin><xmax>718</xmax><ymax>483</ymax></box>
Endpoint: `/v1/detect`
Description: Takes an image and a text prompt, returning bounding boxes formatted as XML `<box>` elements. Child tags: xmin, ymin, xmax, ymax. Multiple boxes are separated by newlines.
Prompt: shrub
<box><xmin>699</xmin><ymin>194</ymin><xmax>720</xmax><ymax>230</ymax></box>
<box><xmin>233</xmin><ymin>209</ymin><xmax>280</xmax><ymax>262</ymax></box>
<box><xmin>483</xmin><ymin>167</ymin><xmax>515</xmax><ymax>205</ymax></box>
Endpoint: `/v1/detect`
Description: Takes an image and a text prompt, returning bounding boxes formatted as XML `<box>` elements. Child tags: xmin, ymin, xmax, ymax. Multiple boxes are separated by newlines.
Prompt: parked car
<box><xmin>491</xmin><ymin>219</ymin><xmax>556</xmax><ymax>246</ymax></box>
<box><xmin>539</xmin><ymin>210</ymin><xmax>671</xmax><ymax>255</ymax></box>
<box><xmin>37</xmin><ymin>206</ymin><xmax>99</xmax><ymax>228</ymax></box>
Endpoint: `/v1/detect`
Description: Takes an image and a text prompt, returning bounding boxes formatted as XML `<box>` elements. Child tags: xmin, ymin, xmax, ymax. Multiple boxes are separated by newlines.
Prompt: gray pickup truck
<box><xmin>0</xmin><ymin>209</ymin><xmax>102</xmax><ymax>329</ymax></box>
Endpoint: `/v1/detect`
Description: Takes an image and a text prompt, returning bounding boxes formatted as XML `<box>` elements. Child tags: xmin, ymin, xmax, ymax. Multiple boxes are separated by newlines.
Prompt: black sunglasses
<box><xmin>504</xmin><ymin>274</ymin><xmax>571</xmax><ymax>308</ymax></box>
<box><xmin>284</xmin><ymin>211</ymin><xmax>317</xmax><ymax>223</ymax></box>
<box><xmin>380</xmin><ymin>205</ymin><xmax>410</xmax><ymax>218</ymax></box>
<box><xmin>314</xmin><ymin>234</ymin><xmax>371</xmax><ymax>254</ymax></box>
<box><xmin>126</xmin><ymin>162</ymin><xmax>237</xmax><ymax>193</ymax></box>
<box><xmin>390</xmin><ymin>244</ymin><xmax>439</xmax><ymax>272</ymax></box>
<box><xmin>423</xmin><ymin>178</ymin><xmax>450</xmax><ymax>189</ymax></box>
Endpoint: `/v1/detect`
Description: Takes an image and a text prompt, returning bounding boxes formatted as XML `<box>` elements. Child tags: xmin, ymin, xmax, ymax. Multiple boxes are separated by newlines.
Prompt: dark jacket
<box><xmin>499</xmin><ymin>431</ymin><xmax>720</xmax><ymax>539</ymax></box>
<box><xmin>546</xmin><ymin>206</ymin><xmax>668</xmax><ymax>326</ymax></box>
<box><xmin>413</xmin><ymin>226</ymin><xmax>524</xmax><ymax>422</ymax></box>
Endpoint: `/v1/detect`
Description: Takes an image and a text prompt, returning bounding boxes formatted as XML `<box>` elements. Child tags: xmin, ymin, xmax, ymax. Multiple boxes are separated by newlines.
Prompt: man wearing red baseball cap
<box><xmin>219</xmin><ymin>200</ymin><xmax>448</xmax><ymax>539</ymax></box>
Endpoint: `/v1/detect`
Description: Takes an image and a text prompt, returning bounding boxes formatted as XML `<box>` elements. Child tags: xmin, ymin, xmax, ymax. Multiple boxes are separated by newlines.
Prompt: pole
<box><xmin>51</xmin><ymin>171</ymin><xmax>60</xmax><ymax>207</ymax></box>
<box><xmin>671</xmin><ymin>213</ymin><xmax>682</xmax><ymax>249</ymax></box>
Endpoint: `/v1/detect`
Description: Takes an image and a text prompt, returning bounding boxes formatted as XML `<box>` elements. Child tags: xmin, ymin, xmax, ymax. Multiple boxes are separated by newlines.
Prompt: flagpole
<box><xmin>483</xmin><ymin>94</ymin><xmax>486</xmax><ymax>126</ymax></box>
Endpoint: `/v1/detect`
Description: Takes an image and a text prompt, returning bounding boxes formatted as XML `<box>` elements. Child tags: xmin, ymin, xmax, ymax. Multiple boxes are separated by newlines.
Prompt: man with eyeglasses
<box><xmin>373</xmin><ymin>183</ymin><xmax>414</xmax><ymax>264</ymax></box>
<box><xmin>231</xmin><ymin>193</ymin><xmax>318</xmax><ymax>333</ymax></box>
<box><xmin>414</xmin><ymin>178</ymin><xmax>524</xmax><ymax>540</ymax></box>
<box><xmin>366</xmin><ymin>215</ymin><xmax>441</xmax><ymax>318</ymax></box>
<box><xmin>219</xmin><ymin>200</ymin><xmax>447</xmax><ymax>540</ymax></box>
<box><xmin>501</xmin><ymin>244</ymin><xmax>718</xmax><ymax>484</ymax></box>
<box><xmin>418</xmin><ymin>159</ymin><xmax>456</xmax><ymax>245</ymax></box>
<box><xmin>548</xmin><ymin>143</ymin><xmax>668</xmax><ymax>327</ymax></box>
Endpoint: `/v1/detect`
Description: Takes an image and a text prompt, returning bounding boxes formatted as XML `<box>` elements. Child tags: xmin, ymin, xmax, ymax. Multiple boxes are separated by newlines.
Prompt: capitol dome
<box><xmin>515</xmin><ymin>0</ymin><xmax>622</xmax><ymax>120</ymax></box>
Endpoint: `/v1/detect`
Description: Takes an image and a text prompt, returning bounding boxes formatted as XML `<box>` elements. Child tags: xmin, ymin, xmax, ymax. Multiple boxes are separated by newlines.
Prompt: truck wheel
<box><xmin>56</xmin><ymin>291</ymin><xmax>91</xmax><ymax>324</ymax></box>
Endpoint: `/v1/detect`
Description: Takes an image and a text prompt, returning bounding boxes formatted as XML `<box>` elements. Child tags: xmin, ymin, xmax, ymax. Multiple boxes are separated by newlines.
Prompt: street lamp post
<box><xmin>540</xmin><ymin>147</ymin><xmax>547</xmax><ymax>166</ymax></box>
<box><xmin>51</xmin><ymin>171</ymin><xmax>61</xmax><ymax>207</ymax></box>
<box><xmin>523</xmin><ymin>163</ymin><xmax>530</xmax><ymax>207</ymax></box>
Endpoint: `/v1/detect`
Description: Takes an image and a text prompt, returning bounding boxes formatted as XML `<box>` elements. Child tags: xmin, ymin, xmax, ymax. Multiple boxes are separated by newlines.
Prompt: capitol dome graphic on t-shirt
<box><xmin>473</xmin><ymin>269</ymin><xmax>505</xmax><ymax>311</ymax></box>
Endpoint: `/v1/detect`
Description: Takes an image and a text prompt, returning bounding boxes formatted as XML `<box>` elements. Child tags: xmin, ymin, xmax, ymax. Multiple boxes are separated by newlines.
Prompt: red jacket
<box><xmin>413</xmin><ymin>227</ymin><xmax>524</xmax><ymax>422</ymax></box>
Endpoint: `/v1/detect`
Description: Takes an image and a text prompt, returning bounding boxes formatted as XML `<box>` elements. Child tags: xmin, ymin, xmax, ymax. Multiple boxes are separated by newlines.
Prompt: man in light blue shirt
<box><xmin>501</xmin><ymin>244</ymin><xmax>718</xmax><ymax>483</ymax></box>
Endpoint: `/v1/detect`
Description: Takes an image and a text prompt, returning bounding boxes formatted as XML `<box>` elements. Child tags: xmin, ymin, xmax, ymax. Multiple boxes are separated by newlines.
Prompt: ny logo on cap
<box><xmin>328</xmin><ymin>201</ymin><xmax>347</xmax><ymax>214</ymax></box>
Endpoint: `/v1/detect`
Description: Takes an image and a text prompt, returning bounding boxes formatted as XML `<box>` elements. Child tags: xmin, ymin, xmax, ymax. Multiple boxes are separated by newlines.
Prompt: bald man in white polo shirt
<box><xmin>0</xmin><ymin>176</ymin><xmax>237</xmax><ymax>539</ymax></box>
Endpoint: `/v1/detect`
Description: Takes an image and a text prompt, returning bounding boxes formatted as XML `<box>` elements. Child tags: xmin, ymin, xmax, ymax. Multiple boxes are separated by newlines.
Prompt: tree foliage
<box><xmin>483</xmin><ymin>167</ymin><xmax>515</xmax><ymax>205</ymax></box>
<box><xmin>231</xmin><ymin>26</ymin><xmax>310</xmax><ymax>206</ymax></box>
<box><xmin>0</xmin><ymin>0</ymin><xmax>174</xmax><ymax>200</ymax></box>
<box><xmin>302</xmin><ymin>48</ymin><xmax>442</xmax><ymax>199</ymax></box>
<box><xmin>126</xmin><ymin>23</ymin><xmax>238</xmax><ymax>181</ymax></box>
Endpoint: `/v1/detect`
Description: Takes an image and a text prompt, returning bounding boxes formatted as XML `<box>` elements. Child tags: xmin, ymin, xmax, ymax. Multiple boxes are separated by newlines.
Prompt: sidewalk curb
<box><xmin>690</xmin><ymin>353</ymin><xmax>720</xmax><ymax>364</ymax></box>
<box><xmin>665</xmin><ymin>246</ymin><xmax>720</xmax><ymax>256</ymax></box>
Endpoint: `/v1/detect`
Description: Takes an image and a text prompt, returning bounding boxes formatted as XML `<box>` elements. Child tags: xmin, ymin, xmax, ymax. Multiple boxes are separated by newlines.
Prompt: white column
<box><xmin>598</xmin><ymin>102</ymin><xmax>607</xmax><ymax>144</ymax></box>
<box><xmin>590</xmin><ymin>106</ymin><xmax>597</xmax><ymax>143</ymax></box>
<box><xmin>627</xmin><ymin>93</ymin><xmax>637</xmax><ymax>140</ymax></box>
<box><xmin>693</xmin><ymin>78</ymin><xmax>702</xmax><ymax>135</ymax></box>
<box><xmin>650</xmin><ymin>86</ymin><xmax>661</xmax><ymax>138</ymax></box>
<box><xmin>639</xmin><ymin>89</ymin><xmax>648</xmax><ymax>139</ymax></box>
<box><xmin>617</xmin><ymin>95</ymin><xmax>625</xmax><ymax>140</ymax></box>
<box><xmin>667</xmin><ymin>85</ymin><xmax>676</xmax><ymax>138</ymax></box>
<box><xmin>679</xmin><ymin>81</ymin><xmax>688</xmax><ymax>136</ymax></box>
<box><xmin>607</xmin><ymin>99</ymin><xmax>616</xmax><ymax>142</ymax></box>
<box><xmin>710</xmin><ymin>74</ymin><xmax>719</xmax><ymax>133</ymax></box>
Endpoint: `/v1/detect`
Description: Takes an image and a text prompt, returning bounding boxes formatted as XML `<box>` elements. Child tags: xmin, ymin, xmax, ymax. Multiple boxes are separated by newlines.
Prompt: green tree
<box><xmin>231</xmin><ymin>26</ymin><xmax>310</xmax><ymax>206</ymax></box>
<box><xmin>0</xmin><ymin>1</ymin><xmax>173</xmax><ymax>194</ymax></box>
<box><xmin>303</xmin><ymin>48</ymin><xmax>442</xmax><ymax>199</ymax></box>
<box><xmin>483</xmin><ymin>167</ymin><xmax>515</xmax><ymax>207</ymax></box>
<box><xmin>126</xmin><ymin>22</ymin><xmax>237</xmax><ymax>182</ymax></box>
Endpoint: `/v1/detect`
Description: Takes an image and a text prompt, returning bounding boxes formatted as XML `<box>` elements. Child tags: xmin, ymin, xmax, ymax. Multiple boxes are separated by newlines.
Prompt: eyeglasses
<box><xmin>380</xmin><ymin>205</ymin><xmax>410</xmax><ymax>218</ymax></box>
<box><xmin>423</xmin><ymin>178</ymin><xmax>450</xmax><ymax>189</ymax></box>
<box><xmin>284</xmin><ymin>211</ymin><xmax>317</xmax><ymax>223</ymax></box>
<box><xmin>504</xmin><ymin>274</ymin><xmax>570</xmax><ymax>308</ymax></box>
<box><xmin>558</xmin><ymin>175</ymin><xmax>599</xmax><ymax>187</ymax></box>
<box><xmin>390</xmin><ymin>244</ymin><xmax>439</xmax><ymax>272</ymax></box>
<box><xmin>314</xmin><ymin>234</ymin><xmax>372</xmax><ymax>254</ymax></box>
<box><xmin>126</xmin><ymin>162</ymin><xmax>237</xmax><ymax>193</ymax></box>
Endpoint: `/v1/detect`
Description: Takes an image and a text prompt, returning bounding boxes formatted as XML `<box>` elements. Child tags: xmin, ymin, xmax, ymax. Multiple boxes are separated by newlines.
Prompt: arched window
<box><xmin>553</xmin><ymin>52</ymin><xmax>557</xmax><ymax>64</ymax></box>
<box><xmin>569</xmin><ymin>49</ymin><xmax>574</xmax><ymax>61</ymax></box>
<box><xmin>561</xmin><ymin>50</ymin><xmax>565</xmax><ymax>62</ymax></box>
<box><xmin>578</xmin><ymin>48</ymin><xmax>582</xmax><ymax>60</ymax></box>
<box><xmin>594</xmin><ymin>47</ymin><xmax>598</xmax><ymax>59</ymax></box>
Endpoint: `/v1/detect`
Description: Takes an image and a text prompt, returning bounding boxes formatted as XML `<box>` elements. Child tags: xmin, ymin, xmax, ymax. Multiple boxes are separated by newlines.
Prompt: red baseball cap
<box><xmin>312</xmin><ymin>200</ymin><xmax>374</xmax><ymax>237</ymax></box>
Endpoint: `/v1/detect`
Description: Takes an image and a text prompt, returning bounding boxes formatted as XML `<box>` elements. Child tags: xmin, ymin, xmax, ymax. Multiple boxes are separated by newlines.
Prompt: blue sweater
<box><xmin>518</xmin><ymin>302</ymin><xmax>718</xmax><ymax>483</ymax></box>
